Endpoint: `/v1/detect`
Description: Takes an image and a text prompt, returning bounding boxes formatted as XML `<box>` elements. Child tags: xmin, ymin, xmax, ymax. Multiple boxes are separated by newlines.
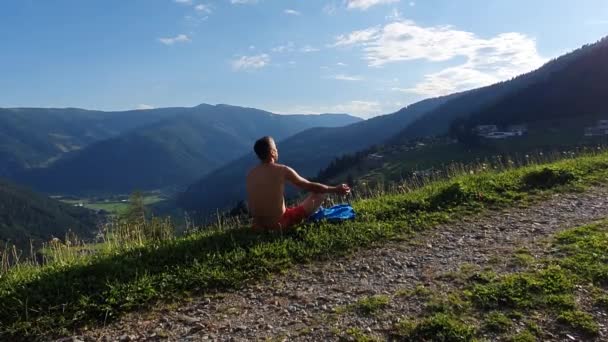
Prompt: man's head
<box><xmin>254</xmin><ymin>136</ymin><xmax>278</xmax><ymax>162</ymax></box>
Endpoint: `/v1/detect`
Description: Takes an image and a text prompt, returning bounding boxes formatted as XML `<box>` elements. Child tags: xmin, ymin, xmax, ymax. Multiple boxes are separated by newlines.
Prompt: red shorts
<box><xmin>277</xmin><ymin>206</ymin><xmax>308</xmax><ymax>229</ymax></box>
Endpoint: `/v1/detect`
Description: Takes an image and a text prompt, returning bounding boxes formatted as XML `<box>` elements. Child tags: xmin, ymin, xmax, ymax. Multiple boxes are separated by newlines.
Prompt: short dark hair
<box><xmin>254</xmin><ymin>136</ymin><xmax>273</xmax><ymax>160</ymax></box>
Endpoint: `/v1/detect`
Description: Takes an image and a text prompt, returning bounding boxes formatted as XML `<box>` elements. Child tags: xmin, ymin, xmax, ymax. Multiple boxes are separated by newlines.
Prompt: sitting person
<box><xmin>246</xmin><ymin>136</ymin><xmax>350</xmax><ymax>231</ymax></box>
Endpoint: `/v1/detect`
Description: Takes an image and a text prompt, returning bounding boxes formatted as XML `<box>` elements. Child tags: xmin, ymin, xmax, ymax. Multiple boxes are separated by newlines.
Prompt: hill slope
<box><xmin>0</xmin><ymin>107</ymin><xmax>183</xmax><ymax>176</ymax></box>
<box><xmin>177</xmin><ymin>96</ymin><xmax>455</xmax><ymax>215</ymax></box>
<box><xmin>392</xmin><ymin>37</ymin><xmax>608</xmax><ymax>143</ymax></box>
<box><xmin>0</xmin><ymin>178</ymin><xmax>100</xmax><ymax>248</ymax></box>
<box><xmin>17</xmin><ymin>105</ymin><xmax>360</xmax><ymax>195</ymax></box>
<box><xmin>467</xmin><ymin>37</ymin><xmax>608</xmax><ymax>127</ymax></box>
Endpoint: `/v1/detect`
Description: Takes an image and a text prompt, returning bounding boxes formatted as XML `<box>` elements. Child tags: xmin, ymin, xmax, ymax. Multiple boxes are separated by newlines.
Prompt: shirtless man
<box><xmin>246</xmin><ymin>136</ymin><xmax>351</xmax><ymax>231</ymax></box>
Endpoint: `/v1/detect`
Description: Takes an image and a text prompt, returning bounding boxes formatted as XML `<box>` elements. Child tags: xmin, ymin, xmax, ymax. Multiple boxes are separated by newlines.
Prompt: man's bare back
<box><xmin>246</xmin><ymin>163</ymin><xmax>289</xmax><ymax>228</ymax></box>
<box><xmin>246</xmin><ymin>136</ymin><xmax>350</xmax><ymax>231</ymax></box>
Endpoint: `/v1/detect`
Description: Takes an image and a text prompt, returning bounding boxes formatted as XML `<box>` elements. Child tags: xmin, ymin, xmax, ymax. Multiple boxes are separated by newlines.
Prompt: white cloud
<box><xmin>336</xmin><ymin>62</ymin><xmax>348</xmax><ymax>67</ymax></box>
<box><xmin>386</xmin><ymin>8</ymin><xmax>402</xmax><ymax>21</ymax></box>
<box><xmin>284</xmin><ymin>9</ymin><xmax>301</xmax><ymax>16</ymax></box>
<box><xmin>174</xmin><ymin>0</ymin><xmax>192</xmax><ymax>4</ymax></box>
<box><xmin>335</xmin><ymin>20</ymin><xmax>546</xmax><ymax>96</ymax></box>
<box><xmin>231</xmin><ymin>0</ymin><xmax>258</xmax><ymax>4</ymax></box>
<box><xmin>271</xmin><ymin>42</ymin><xmax>295</xmax><ymax>53</ymax></box>
<box><xmin>347</xmin><ymin>0</ymin><xmax>400</xmax><ymax>11</ymax></box>
<box><xmin>333</xmin><ymin>27</ymin><xmax>380</xmax><ymax>46</ymax></box>
<box><xmin>300</xmin><ymin>45</ymin><xmax>320</xmax><ymax>53</ymax></box>
<box><xmin>232</xmin><ymin>54</ymin><xmax>270</xmax><ymax>71</ymax></box>
<box><xmin>195</xmin><ymin>4</ymin><xmax>212</xmax><ymax>13</ymax></box>
<box><xmin>323</xmin><ymin>2</ymin><xmax>338</xmax><ymax>15</ymax></box>
<box><xmin>158</xmin><ymin>34</ymin><xmax>191</xmax><ymax>45</ymax></box>
<box><xmin>327</xmin><ymin>74</ymin><xmax>364</xmax><ymax>81</ymax></box>
<box><xmin>136</xmin><ymin>104</ymin><xmax>155</xmax><ymax>110</ymax></box>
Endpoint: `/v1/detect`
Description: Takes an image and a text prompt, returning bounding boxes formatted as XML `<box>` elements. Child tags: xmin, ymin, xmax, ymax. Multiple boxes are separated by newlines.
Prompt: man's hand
<box><xmin>333</xmin><ymin>183</ymin><xmax>351</xmax><ymax>195</ymax></box>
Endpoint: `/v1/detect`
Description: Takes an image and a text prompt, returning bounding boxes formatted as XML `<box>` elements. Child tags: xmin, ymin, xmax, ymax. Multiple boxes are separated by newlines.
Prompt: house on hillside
<box><xmin>475</xmin><ymin>124</ymin><xmax>526</xmax><ymax>139</ymax></box>
<box><xmin>474</xmin><ymin>125</ymin><xmax>498</xmax><ymax>136</ymax></box>
<box><xmin>584</xmin><ymin>120</ymin><xmax>608</xmax><ymax>136</ymax></box>
<box><xmin>507</xmin><ymin>124</ymin><xmax>528</xmax><ymax>136</ymax></box>
<box><xmin>364</xmin><ymin>153</ymin><xmax>384</xmax><ymax>168</ymax></box>
<box><xmin>484</xmin><ymin>132</ymin><xmax>518</xmax><ymax>139</ymax></box>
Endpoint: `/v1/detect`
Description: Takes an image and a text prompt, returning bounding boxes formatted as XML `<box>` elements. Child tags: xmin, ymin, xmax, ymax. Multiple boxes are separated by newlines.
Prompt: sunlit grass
<box><xmin>1</xmin><ymin>151</ymin><xmax>608</xmax><ymax>338</ymax></box>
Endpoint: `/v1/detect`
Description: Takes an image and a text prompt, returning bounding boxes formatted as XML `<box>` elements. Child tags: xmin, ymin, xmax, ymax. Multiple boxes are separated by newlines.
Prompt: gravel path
<box><xmin>70</xmin><ymin>187</ymin><xmax>608</xmax><ymax>342</ymax></box>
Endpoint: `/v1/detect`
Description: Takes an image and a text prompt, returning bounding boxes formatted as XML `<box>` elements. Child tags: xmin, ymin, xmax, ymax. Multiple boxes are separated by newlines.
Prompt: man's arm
<box><xmin>284</xmin><ymin>166</ymin><xmax>350</xmax><ymax>195</ymax></box>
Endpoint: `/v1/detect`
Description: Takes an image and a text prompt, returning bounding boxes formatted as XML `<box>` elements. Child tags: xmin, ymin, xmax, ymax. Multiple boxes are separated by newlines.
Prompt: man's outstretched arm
<box><xmin>284</xmin><ymin>166</ymin><xmax>350</xmax><ymax>195</ymax></box>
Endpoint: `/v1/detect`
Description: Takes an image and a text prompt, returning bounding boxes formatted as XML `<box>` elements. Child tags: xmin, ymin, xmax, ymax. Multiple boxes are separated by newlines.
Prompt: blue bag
<box><xmin>309</xmin><ymin>204</ymin><xmax>356</xmax><ymax>223</ymax></box>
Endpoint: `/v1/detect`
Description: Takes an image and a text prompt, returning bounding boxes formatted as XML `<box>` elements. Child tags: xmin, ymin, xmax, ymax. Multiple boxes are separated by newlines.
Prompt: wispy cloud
<box><xmin>333</xmin><ymin>27</ymin><xmax>380</xmax><ymax>46</ymax></box>
<box><xmin>284</xmin><ymin>9</ymin><xmax>301</xmax><ymax>16</ymax></box>
<box><xmin>335</xmin><ymin>20</ymin><xmax>546</xmax><ymax>96</ymax></box>
<box><xmin>386</xmin><ymin>8</ymin><xmax>402</xmax><ymax>21</ymax></box>
<box><xmin>158</xmin><ymin>34</ymin><xmax>191</xmax><ymax>45</ymax></box>
<box><xmin>195</xmin><ymin>4</ymin><xmax>212</xmax><ymax>13</ymax></box>
<box><xmin>327</xmin><ymin>74</ymin><xmax>364</xmax><ymax>81</ymax></box>
<box><xmin>231</xmin><ymin>0</ymin><xmax>258</xmax><ymax>4</ymax></box>
<box><xmin>346</xmin><ymin>0</ymin><xmax>400</xmax><ymax>11</ymax></box>
<box><xmin>174</xmin><ymin>0</ymin><xmax>192</xmax><ymax>4</ymax></box>
<box><xmin>232</xmin><ymin>54</ymin><xmax>270</xmax><ymax>71</ymax></box>
<box><xmin>136</xmin><ymin>104</ymin><xmax>155</xmax><ymax>110</ymax></box>
<box><xmin>300</xmin><ymin>45</ymin><xmax>320</xmax><ymax>53</ymax></box>
<box><xmin>323</xmin><ymin>2</ymin><xmax>338</xmax><ymax>15</ymax></box>
<box><xmin>271</xmin><ymin>42</ymin><xmax>295</xmax><ymax>53</ymax></box>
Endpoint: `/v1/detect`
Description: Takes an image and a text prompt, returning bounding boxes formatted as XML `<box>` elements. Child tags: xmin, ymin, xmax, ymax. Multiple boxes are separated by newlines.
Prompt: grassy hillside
<box><xmin>2</xmin><ymin>151</ymin><xmax>608</xmax><ymax>338</ymax></box>
<box><xmin>177</xmin><ymin>95</ymin><xmax>455</xmax><ymax>215</ymax></box>
<box><xmin>317</xmin><ymin>127</ymin><xmax>608</xmax><ymax>189</ymax></box>
<box><xmin>0</xmin><ymin>178</ymin><xmax>100</xmax><ymax>249</ymax></box>
<box><xmin>16</xmin><ymin>105</ymin><xmax>360</xmax><ymax>195</ymax></box>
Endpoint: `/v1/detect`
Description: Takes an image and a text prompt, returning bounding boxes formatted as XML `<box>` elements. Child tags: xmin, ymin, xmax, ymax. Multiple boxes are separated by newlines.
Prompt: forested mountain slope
<box><xmin>17</xmin><ymin>105</ymin><xmax>360</xmax><ymax>195</ymax></box>
<box><xmin>0</xmin><ymin>178</ymin><xmax>99</xmax><ymax>248</ymax></box>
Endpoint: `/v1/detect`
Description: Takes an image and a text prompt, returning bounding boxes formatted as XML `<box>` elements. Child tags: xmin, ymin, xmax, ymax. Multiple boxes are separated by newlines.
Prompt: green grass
<box><xmin>393</xmin><ymin>313</ymin><xmax>476</xmax><ymax>341</ymax></box>
<box><xmin>387</xmin><ymin>218</ymin><xmax>608</xmax><ymax>340</ymax></box>
<box><xmin>2</xmin><ymin>152</ymin><xmax>608</xmax><ymax>338</ymax></box>
<box><xmin>60</xmin><ymin>195</ymin><xmax>165</xmax><ymax>215</ymax></box>
<box><xmin>557</xmin><ymin>310</ymin><xmax>600</xmax><ymax>336</ymax></box>
<box><xmin>483</xmin><ymin>311</ymin><xmax>512</xmax><ymax>333</ymax></box>
<box><xmin>354</xmin><ymin>295</ymin><xmax>390</xmax><ymax>316</ymax></box>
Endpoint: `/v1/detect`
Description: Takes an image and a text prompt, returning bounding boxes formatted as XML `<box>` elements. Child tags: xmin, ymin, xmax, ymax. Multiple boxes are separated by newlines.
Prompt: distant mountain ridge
<box><xmin>0</xmin><ymin>107</ymin><xmax>185</xmax><ymax>176</ymax></box>
<box><xmin>13</xmin><ymin>104</ymin><xmax>361</xmax><ymax>195</ymax></box>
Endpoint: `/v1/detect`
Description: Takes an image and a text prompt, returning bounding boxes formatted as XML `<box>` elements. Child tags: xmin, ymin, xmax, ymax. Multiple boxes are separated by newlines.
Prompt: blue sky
<box><xmin>0</xmin><ymin>0</ymin><xmax>607</xmax><ymax>118</ymax></box>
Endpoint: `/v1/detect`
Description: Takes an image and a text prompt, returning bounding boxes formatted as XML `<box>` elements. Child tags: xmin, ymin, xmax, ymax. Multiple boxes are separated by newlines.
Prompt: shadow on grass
<box><xmin>0</xmin><ymin>226</ymin><xmax>300</xmax><ymax>337</ymax></box>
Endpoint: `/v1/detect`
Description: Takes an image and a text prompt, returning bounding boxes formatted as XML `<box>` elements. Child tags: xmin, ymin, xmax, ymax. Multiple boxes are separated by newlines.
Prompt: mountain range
<box><xmin>178</xmin><ymin>37</ymin><xmax>608</xmax><ymax>217</ymax></box>
<box><xmin>5</xmin><ymin>105</ymin><xmax>360</xmax><ymax>195</ymax></box>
